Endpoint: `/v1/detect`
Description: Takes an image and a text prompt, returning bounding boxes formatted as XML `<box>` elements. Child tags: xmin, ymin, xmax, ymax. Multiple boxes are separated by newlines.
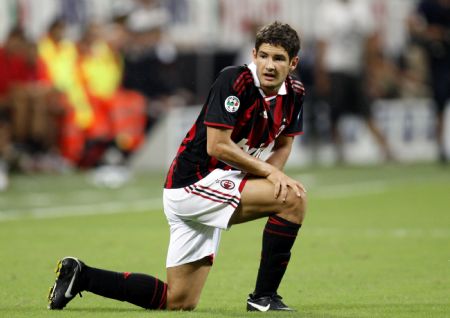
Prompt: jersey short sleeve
<box><xmin>283</xmin><ymin>78</ymin><xmax>305</xmax><ymax>136</ymax></box>
<box><xmin>204</xmin><ymin>66</ymin><xmax>249</xmax><ymax>129</ymax></box>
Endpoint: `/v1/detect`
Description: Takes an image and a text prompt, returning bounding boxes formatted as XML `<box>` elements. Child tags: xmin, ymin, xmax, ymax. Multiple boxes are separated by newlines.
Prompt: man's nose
<box><xmin>265</xmin><ymin>58</ymin><xmax>275</xmax><ymax>70</ymax></box>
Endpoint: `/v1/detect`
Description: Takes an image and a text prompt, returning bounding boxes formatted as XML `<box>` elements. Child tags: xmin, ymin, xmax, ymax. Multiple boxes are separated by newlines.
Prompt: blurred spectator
<box><xmin>38</xmin><ymin>19</ymin><xmax>90</xmax><ymax>127</ymax></box>
<box><xmin>37</xmin><ymin>17</ymin><xmax>145</xmax><ymax>170</ymax></box>
<box><xmin>76</xmin><ymin>21</ymin><xmax>147</xmax><ymax>168</ymax></box>
<box><xmin>0</xmin><ymin>26</ymin><xmax>65</xmax><ymax>176</ymax></box>
<box><xmin>77</xmin><ymin>23</ymin><xmax>123</xmax><ymax>103</ymax></box>
<box><xmin>297</xmin><ymin>40</ymin><xmax>334</xmax><ymax>163</ymax></box>
<box><xmin>122</xmin><ymin>0</ymin><xmax>191</xmax><ymax>130</ymax></box>
<box><xmin>397</xmin><ymin>39</ymin><xmax>430</xmax><ymax>99</ymax></box>
<box><xmin>315</xmin><ymin>0</ymin><xmax>392</xmax><ymax>163</ymax></box>
<box><xmin>0</xmin><ymin>28</ymin><xmax>21</xmax><ymax>188</ymax></box>
<box><xmin>365</xmin><ymin>32</ymin><xmax>402</xmax><ymax>100</ymax></box>
<box><xmin>0</xmin><ymin>89</ymin><xmax>11</xmax><ymax>190</ymax></box>
<box><xmin>409</xmin><ymin>0</ymin><xmax>450</xmax><ymax>163</ymax></box>
<box><xmin>75</xmin><ymin>22</ymin><xmax>123</xmax><ymax>167</ymax></box>
<box><xmin>234</xmin><ymin>20</ymin><xmax>262</xmax><ymax>66</ymax></box>
<box><xmin>38</xmin><ymin>18</ymin><xmax>90</xmax><ymax>165</ymax></box>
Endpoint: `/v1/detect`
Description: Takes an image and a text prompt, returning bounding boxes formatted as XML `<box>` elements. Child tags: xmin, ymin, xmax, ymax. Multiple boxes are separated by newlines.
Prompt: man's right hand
<box><xmin>266</xmin><ymin>168</ymin><xmax>306</xmax><ymax>203</ymax></box>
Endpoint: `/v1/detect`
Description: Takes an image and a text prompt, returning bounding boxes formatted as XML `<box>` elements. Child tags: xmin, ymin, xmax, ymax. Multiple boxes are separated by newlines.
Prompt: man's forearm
<box><xmin>265</xmin><ymin>146</ymin><xmax>291</xmax><ymax>171</ymax></box>
<box><xmin>211</xmin><ymin>140</ymin><xmax>276</xmax><ymax>177</ymax></box>
<box><xmin>264</xmin><ymin>135</ymin><xmax>294</xmax><ymax>170</ymax></box>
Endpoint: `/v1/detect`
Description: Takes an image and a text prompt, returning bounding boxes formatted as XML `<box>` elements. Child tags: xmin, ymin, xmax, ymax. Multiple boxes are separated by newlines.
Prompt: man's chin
<box><xmin>261</xmin><ymin>83</ymin><xmax>279</xmax><ymax>93</ymax></box>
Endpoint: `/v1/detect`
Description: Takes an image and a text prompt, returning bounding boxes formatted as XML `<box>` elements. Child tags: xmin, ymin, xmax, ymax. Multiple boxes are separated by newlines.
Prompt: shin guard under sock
<box><xmin>253</xmin><ymin>215</ymin><xmax>301</xmax><ymax>297</ymax></box>
<box><xmin>81</xmin><ymin>266</ymin><xmax>167</xmax><ymax>309</ymax></box>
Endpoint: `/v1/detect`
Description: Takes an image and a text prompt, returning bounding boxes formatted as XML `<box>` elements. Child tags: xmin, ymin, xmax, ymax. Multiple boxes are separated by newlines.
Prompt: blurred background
<box><xmin>0</xmin><ymin>0</ymin><xmax>449</xmax><ymax>191</ymax></box>
<box><xmin>1</xmin><ymin>3</ymin><xmax>449</xmax><ymax>315</ymax></box>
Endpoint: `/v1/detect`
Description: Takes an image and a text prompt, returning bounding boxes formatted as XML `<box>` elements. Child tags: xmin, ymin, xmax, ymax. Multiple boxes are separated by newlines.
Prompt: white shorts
<box><xmin>163</xmin><ymin>169</ymin><xmax>247</xmax><ymax>267</ymax></box>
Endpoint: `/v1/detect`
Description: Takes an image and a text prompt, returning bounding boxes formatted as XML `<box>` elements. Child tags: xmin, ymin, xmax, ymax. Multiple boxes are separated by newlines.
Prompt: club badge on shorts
<box><xmin>219</xmin><ymin>179</ymin><xmax>235</xmax><ymax>190</ymax></box>
<box><xmin>224</xmin><ymin>96</ymin><xmax>240</xmax><ymax>113</ymax></box>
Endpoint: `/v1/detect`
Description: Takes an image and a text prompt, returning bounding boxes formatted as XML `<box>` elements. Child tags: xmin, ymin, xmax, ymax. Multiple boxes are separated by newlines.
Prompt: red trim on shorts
<box><xmin>238</xmin><ymin>177</ymin><xmax>248</xmax><ymax>192</ymax></box>
<box><xmin>190</xmin><ymin>189</ymin><xmax>238</xmax><ymax>208</ymax></box>
<box><xmin>123</xmin><ymin>272</ymin><xmax>131</xmax><ymax>279</ymax></box>
<box><xmin>207</xmin><ymin>253</ymin><xmax>215</xmax><ymax>265</ymax></box>
<box><xmin>186</xmin><ymin>184</ymin><xmax>240</xmax><ymax>207</ymax></box>
<box><xmin>196</xmin><ymin>184</ymin><xmax>239</xmax><ymax>200</ymax></box>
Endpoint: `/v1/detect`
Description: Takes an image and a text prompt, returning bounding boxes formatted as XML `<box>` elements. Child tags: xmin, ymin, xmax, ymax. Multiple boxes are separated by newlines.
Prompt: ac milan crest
<box><xmin>220</xmin><ymin>179</ymin><xmax>235</xmax><ymax>190</ymax></box>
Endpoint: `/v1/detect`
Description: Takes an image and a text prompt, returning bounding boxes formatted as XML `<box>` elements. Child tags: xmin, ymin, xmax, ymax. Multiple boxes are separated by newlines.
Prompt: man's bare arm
<box><xmin>206</xmin><ymin>126</ymin><xmax>274</xmax><ymax>177</ymax></box>
<box><xmin>265</xmin><ymin>135</ymin><xmax>294</xmax><ymax>170</ymax></box>
<box><xmin>206</xmin><ymin>126</ymin><xmax>305</xmax><ymax>201</ymax></box>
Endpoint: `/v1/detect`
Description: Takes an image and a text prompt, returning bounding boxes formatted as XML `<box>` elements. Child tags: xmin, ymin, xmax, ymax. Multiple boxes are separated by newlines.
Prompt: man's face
<box><xmin>252</xmin><ymin>43</ymin><xmax>298</xmax><ymax>95</ymax></box>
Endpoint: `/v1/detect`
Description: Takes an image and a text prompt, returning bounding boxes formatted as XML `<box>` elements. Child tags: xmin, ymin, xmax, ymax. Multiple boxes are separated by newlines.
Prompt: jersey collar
<box><xmin>247</xmin><ymin>62</ymin><xmax>287</xmax><ymax>97</ymax></box>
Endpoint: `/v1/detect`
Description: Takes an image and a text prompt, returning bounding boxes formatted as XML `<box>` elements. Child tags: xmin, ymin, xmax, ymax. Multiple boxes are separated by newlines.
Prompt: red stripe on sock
<box><xmin>158</xmin><ymin>283</ymin><xmax>168</xmax><ymax>309</ymax></box>
<box><xmin>123</xmin><ymin>272</ymin><xmax>131</xmax><ymax>279</ymax></box>
<box><xmin>268</xmin><ymin>216</ymin><xmax>286</xmax><ymax>226</ymax></box>
<box><xmin>150</xmin><ymin>277</ymin><xmax>158</xmax><ymax>306</ymax></box>
<box><xmin>264</xmin><ymin>228</ymin><xmax>298</xmax><ymax>238</ymax></box>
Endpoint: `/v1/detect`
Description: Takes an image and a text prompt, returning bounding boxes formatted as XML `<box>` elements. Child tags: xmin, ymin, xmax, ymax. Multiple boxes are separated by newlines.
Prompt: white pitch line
<box><xmin>0</xmin><ymin>178</ymin><xmax>432</xmax><ymax>222</ymax></box>
<box><xmin>13</xmin><ymin>187</ymin><xmax>154</xmax><ymax>205</ymax></box>
<box><xmin>0</xmin><ymin>198</ymin><xmax>162</xmax><ymax>222</ymax></box>
<box><xmin>0</xmin><ymin>180</ymin><xmax>389</xmax><ymax>222</ymax></box>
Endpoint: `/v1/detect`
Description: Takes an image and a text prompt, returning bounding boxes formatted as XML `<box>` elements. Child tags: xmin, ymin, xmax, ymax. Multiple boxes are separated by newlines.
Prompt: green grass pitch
<box><xmin>0</xmin><ymin>163</ymin><xmax>449</xmax><ymax>317</ymax></box>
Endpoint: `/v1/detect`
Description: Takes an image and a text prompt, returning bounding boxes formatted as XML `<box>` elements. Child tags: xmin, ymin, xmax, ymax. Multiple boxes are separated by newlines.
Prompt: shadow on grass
<box><xmin>2</xmin><ymin>302</ymin><xmax>446</xmax><ymax>318</ymax></box>
<box><xmin>300</xmin><ymin>303</ymin><xmax>448</xmax><ymax>318</ymax></box>
<box><xmin>63</xmin><ymin>307</ymin><xmax>144</xmax><ymax>313</ymax></box>
<box><xmin>196</xmin><ymin>302</ymin><xmax>448</xmax><ymax>318</ymax></box>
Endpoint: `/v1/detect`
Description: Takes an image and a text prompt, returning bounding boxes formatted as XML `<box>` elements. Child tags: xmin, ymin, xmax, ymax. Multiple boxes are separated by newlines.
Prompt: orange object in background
<box><xmin>110</xmin><ymin>89</ymin><xmax>147</xmax><ymax>152</ymax></box>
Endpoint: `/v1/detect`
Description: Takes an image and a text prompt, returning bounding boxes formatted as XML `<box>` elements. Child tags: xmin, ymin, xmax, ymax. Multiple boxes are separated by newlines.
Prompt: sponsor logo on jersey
<box><xmin>220</xmin><ymin>179</ymin><xmax>235</xmax><ymax>190</ymax></box>
<box><xmin>224</xmin><ymin>96</ymin><xmax>240</xmax><ymax>113</ymax></box>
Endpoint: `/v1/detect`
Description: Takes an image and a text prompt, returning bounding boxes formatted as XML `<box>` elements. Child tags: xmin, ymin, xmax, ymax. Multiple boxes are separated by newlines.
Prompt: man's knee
<box><xmin>166</xmin><ymin>291</ymin><xmax>199</xmax><ymax>311</ymax></box>
<box><xmin>279</xmin><ymin>191</ymin><xmax>307</xmax><ymax>224</ymax></box>
<box><xmin>166</xmin><ymin>298</ymin><xmax>198</xmax><ymax>311</ymax></box>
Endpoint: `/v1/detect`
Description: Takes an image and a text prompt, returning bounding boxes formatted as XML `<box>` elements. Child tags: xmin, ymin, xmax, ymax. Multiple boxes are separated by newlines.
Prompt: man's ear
<box><xmin>252</xmin><ymin>48</ymin><xmax>257</xmax><ymax>62</ymax></box>
<box><xmin>290</xmin><ymin>56</ymin><xmax>299</xmax><ymax>72</ymax></box>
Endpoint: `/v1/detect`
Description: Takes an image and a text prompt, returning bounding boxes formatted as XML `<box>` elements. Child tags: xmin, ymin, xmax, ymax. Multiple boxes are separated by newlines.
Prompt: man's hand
<box><xmin>207</xmin><ymin>127</ymin><xmax>307</xmax><ymax>200</ymax></box>
<box><xmin>266</xmin><ymin>168</ymin><xmax>306</xmax><ymax>202</ymax></box>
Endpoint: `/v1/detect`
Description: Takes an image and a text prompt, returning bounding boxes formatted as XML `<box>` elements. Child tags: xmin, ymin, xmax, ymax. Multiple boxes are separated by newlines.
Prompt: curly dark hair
<box><xmin>255</xmin><ymin>21</ymin><xmax>301</xmax><ymax>60</ymax></box>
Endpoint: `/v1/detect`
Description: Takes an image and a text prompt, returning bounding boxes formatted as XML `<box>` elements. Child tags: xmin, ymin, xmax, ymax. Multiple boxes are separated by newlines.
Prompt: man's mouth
<box><xmin>263</xmin><ymin>73</ymin><xmax>276</xmax><ymax>81</ymax></box>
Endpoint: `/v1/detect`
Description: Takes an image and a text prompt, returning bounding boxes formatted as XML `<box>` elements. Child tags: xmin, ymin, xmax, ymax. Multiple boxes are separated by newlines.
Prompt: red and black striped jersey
<box><xmin>164</xmin><ymin>64</ymin><xmax>305</xmax><ymax>189</ymax></box>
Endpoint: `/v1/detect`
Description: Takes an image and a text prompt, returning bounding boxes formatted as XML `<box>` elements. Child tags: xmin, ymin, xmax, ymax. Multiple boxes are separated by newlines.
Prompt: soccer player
<box><xmin>409</xmin><ymin>0</ymin><xmax>450</xmax><ymax>163</ymax></box>
<box><xmin>48</xmin><ymin>21</ymin><xmax>307</xmax><ymax>312</ymax></box>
